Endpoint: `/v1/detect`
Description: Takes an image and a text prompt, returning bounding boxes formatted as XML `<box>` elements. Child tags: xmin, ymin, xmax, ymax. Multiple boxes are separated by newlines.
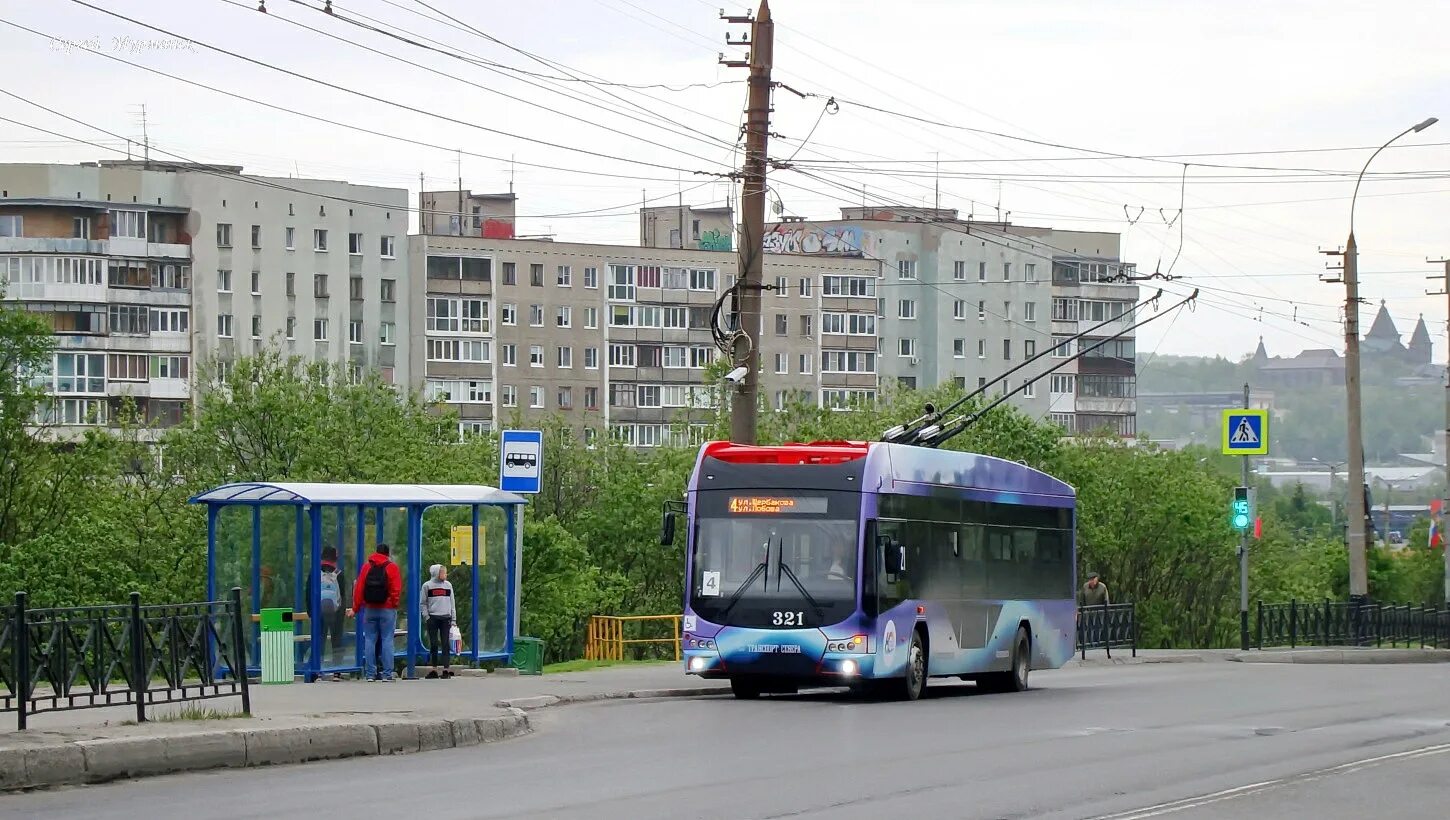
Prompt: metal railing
<box><xmin>0</xmin><ymin>588</ymin><xmax>250</xmax><ymax>729</ymax></box>
<box><xmin>1255</xmin><ymin>600</ymin><xmax>1450</xmax><ymax>649</ymax></box>
<box><xmin>585</xmin><ymin>615</ymin><xmax>682</xmax><ymax>662</ymax></box>
<box><xmin>1078</xmin><ymin>602</ymin><xmax>1137</xmax><ymax>659</ymax></box>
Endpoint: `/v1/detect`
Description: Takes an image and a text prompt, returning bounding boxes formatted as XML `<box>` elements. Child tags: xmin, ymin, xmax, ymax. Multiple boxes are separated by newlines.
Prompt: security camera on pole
<box><xmin>1222</xmin><ymin>386</ymin><xmax>1267</xmax><ymax>651</ymax></box>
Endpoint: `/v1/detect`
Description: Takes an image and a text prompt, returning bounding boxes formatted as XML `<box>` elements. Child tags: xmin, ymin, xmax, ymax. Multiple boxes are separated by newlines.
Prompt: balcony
<box><xmin>146</xmin><ymin>242</ymin><xmax>191</xmax><ymax>259</ymax></box>
<box><xmin>4</xmin><ymin>282</ymin><xmax>108</xmax><ymax>303</ymax></box>
<box><xmin>0</xmin><ymin>238</ymin><xmax>108</xmax><ymax>254</ymax></box>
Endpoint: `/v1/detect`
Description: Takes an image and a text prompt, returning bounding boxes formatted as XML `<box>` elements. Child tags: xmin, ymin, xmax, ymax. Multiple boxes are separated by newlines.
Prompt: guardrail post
<box><xmin>1255</xmin><ymin>600</ymin><xmax>1263</xmax><ymax>649</ymax></box>
<box><xmin>1131</xmin><ymin>603</ymin><xmax>1137</xmax><ymax>658</ymax></box>
<box><xmin>15</xmin><ymin>592</ymin><xmax>28</xmax><ymax>731</ymax></box>
<box><xmin>1289</xmin><ymin>599</ymin><xmax>1297</xmax><ymax>648</ymax></box>
<box><xmin>230</xmin><ymin>587</ymin><xmax>251</xmax><ymax>717</ymax></box>
<box><xmin>129</xmin><ymin>592</ymin><xmax>146</xmax><ymax>724</ymax></box>
<box><xmin>673</xmin><ymin>615</ymin><xmax>681</xmax><ymax>662</ymax></box>
<box><xmin>1077</xmin><ymin>609</ymin><xmax>1085</xmax><ymax>660</ymax></box>
<box><xmin>1322</xmin><ymin>599</ymin><xmax>1330</xmax><ymax>646</ymax></box>
<box><xmin>1102</xmin><ymin>603</ymin><xmax>1111</xmax><ymax>660</ymax></box>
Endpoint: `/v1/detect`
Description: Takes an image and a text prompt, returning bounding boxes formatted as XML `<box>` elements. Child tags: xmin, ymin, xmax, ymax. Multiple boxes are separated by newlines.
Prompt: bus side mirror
<box><xmin>880</xmin><ymin>535</ymin><xmax>904</xmax><ymax>575</ymax></box>
<box><xmin>660</xmin><ymin>500</ymin><xmax>686</xmax><ymax>546</ymax></box>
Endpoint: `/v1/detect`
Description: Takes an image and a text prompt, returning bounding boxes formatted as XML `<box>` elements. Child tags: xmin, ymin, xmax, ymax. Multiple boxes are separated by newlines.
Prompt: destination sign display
<box><xmin>727</xmin><ymin>496</ymin><xmax>829</xmax><ymax>515</ymax></box>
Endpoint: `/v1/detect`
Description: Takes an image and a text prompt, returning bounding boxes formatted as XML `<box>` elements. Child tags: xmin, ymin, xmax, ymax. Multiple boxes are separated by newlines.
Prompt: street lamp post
<box><xmin>1341</xmin><ymin>117</ymin><xmax>1438</xmax><ymax>603</ymax></box>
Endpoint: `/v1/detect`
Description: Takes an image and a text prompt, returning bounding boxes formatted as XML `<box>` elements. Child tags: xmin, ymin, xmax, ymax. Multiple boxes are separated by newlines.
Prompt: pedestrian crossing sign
<box><xmin>1221</xmin><ymin>409</ymin><xmax>1269</xmax><ymax>455</ymax></box>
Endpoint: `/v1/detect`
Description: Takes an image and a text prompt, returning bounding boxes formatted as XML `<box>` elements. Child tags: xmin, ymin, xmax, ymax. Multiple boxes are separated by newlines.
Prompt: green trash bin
<box><xmin>511</xmin><ymin>636</ymin><xmax>544</xmax><ymax>675</ymax></box>
<box><xmin>260</xmin><ymin>608</ymin><xmax>295</xmax><ymax>684</ymax></box>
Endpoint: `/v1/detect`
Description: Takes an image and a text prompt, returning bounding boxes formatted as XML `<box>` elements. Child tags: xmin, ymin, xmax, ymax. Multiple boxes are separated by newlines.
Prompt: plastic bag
<box><xmin>449</xmin><ymin>623</ymin><xmax>462</xmax><ymax>653</ymax></box>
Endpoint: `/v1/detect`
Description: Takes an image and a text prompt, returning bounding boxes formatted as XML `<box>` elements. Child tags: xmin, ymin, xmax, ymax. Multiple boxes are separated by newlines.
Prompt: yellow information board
<box><xmin>450</xmin><ymin>525</ymin><xmax>486</xmax><ymax>566</ymax></box>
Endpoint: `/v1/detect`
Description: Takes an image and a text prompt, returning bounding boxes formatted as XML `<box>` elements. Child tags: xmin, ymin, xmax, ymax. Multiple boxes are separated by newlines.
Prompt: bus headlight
<box><xmin>689</xmin><ymin>656</ymin><xmax>709</xmax><ymax>672</ymax></box>
<box><xmin>826</xmin><ymin>635</ymin><xmax>869</xmax><ymax>654</ymax></box>
<box><xmin>840</xmin><ymin>659</ymin><xmax>858</xmax><ymax>676</ymax></box>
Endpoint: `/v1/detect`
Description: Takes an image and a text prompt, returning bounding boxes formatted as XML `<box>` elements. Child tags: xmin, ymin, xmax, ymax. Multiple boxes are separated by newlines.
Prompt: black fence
<box><xmin>0</xmin><ymin>588</ymin><xmax>250</xmax><ymax>729</ymax></box>
<box><xmin>1078</xmin><ymin>602</ymin><xmax>1137</xmax><ymax>658</ymax></box>
<box><xmin>1254</xmin><ymin>600</ymin><xmax>1450</xmax><ymax>650</ymax></box>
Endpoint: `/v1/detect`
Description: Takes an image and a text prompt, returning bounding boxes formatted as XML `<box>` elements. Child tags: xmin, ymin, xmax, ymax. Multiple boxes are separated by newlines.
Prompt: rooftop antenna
<box><xmin>995</xmin><ymin>180</ymin><xmax>1002</xmax><ymax>222</ymax></box>
<box><xmin>934</xmin><ymin>152</ymin><xmax>940</xmax><ymax>212</ymax></box>
<box><xmin>509</xmin><ymin>154</ymin><xmax>515</xmax><ymax>194</ymax></box>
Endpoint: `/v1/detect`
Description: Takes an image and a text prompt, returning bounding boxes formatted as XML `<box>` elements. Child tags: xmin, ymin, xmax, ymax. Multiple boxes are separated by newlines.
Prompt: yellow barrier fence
<box><xmin>585</xmin><ymin>615</ymin><xmax>682</xmax><ymax>662</ymax></box>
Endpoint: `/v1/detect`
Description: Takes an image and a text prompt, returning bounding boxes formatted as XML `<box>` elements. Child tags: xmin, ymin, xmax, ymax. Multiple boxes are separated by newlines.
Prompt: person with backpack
<box><xmin>353</xmin><ymin>543</ymin><xmax>402</xmax><ymax>681</ymax></box>
<box><xmin>420</xmin><ymin>564</ymin><xmax>457</xmax><ymax>679</ymax></box>
<box><xmin>307</xmin><ymin>546</ymin><xmax>349</xmax><ymax>680</ymax></box>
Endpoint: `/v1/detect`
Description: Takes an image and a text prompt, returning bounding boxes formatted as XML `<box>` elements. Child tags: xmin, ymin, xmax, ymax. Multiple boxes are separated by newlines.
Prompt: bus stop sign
<box><xmin>500</xmin><ymin>429</ymin><xmax>543</xmax><ymax>494</ymax></box>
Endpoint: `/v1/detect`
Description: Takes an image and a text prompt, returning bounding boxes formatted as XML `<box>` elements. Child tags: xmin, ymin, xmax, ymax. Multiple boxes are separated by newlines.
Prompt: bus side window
<box><xmin>877</xmin><ymin>520</ymin><xmax>907</xmax><ymax>611</ymax></box>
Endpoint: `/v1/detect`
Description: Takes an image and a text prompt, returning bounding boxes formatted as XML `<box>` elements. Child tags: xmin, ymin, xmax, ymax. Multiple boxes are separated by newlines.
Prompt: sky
<box><xmin>3</xmin><ymin>0</ymin><xmax>1449</xmax><ymax>363</ymax></box>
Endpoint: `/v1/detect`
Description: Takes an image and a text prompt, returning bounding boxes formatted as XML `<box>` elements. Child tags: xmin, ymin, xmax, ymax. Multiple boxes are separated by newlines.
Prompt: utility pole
<box><xmin>1429</xmin><ymin>257</ymin><xmax>1450</xmax><ymax>602</ymax></box>
<box><xmin>721</xmin><ymin>0</ymin><xmax>773</xmax><ymax>444</ymax></box>
<box><xmin>1239</xmin><ymin>383</ymin><xmax>1251</xmax><ymax>651</ymax></box>
<box><xmin>1322</xmin><ymin>240</ymin><xmax>1369</xmax><ymax>602</ymax></box>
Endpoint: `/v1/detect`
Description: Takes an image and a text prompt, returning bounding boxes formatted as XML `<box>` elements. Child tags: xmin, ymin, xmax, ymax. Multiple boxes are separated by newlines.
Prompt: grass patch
<box><xmin>153</xmin><ymin>704</ymin><xmax>249</xmax><ymax>722</ymax></box>
<box><xmin>542</xmin><ymin>658</ymin><xmax>677</xmax><ymax>674</ymax></box>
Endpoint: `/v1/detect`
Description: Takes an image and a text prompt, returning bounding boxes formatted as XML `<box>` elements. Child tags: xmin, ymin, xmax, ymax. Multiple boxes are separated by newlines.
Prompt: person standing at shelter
<box><xmin>421</xmin><ymin>564</ymin><xmax>456</xmax><ymax>679</ymax></box>
<box><xmin>307</xmin><ymin>546</ymin><xmax>350</xmax><ymax>681</ymax></box>
<box><xmin>354</xmin><ymin>543</ymin><xmax>402</xmax><ymax>681</ymax></box>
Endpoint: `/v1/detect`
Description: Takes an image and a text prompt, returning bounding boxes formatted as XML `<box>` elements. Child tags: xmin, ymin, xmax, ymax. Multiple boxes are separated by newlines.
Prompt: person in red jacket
<box><xmin>353</xmin><ymin>543</ymin><xmax>403</xmax><ymax>681</ymax></box>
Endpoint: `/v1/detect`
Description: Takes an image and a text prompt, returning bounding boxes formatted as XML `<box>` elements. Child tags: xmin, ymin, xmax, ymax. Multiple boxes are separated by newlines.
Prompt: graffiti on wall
<box><xmin>762</xmin><ymin>224</ymin><xmax>877</xmax><ymax>257</ymax></box>
<box><xmin>698</xmin><ymin>229</ymin><xmax>731</xmax><ymax>252</ymax></box>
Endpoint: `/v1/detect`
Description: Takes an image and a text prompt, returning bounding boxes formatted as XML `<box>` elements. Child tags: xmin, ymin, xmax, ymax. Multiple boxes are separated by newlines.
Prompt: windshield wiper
<box><xmin>777</xmin><ymin>561</ymin><xmax>825</xmax><ymax>619</ymax></box>
<box><xmin>717</xmin><ymin>560</ymin><xmax>768</xmax><ymax>623</ymax></box>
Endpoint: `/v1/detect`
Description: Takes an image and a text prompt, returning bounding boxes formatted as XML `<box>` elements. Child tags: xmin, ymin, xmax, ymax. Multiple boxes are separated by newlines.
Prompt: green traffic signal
<box><xmin>1231</xmin><ymin>487</ymin><xmax>1251</xmax><ymax>531</ymax></box>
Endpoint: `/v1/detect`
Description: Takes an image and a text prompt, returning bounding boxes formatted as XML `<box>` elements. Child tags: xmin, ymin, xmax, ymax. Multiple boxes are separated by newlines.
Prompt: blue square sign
<box><xmin>1221</xmin><ymin>409</ymin><xmax>1269</xmax><ymax>456</ymax></box>
<box><xmin>499</xmin><ymin>429</ymin><xmax>543</xmax><ymax>494</ymax></box>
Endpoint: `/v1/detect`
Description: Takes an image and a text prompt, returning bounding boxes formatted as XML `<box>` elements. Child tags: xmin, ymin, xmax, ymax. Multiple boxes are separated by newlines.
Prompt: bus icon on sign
<box><xmin>499</xmin><ymin>429</ymin><xmax>543</xmax><ymax>494</ymax></box>
<box><xmin>504</xmin><ymin>452</ymin><xmax>537</xmax><ymax>469</ymax></box>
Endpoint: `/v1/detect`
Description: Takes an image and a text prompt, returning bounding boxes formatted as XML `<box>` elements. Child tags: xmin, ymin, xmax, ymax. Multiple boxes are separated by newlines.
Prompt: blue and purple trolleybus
<box><xmin>665</xmin><ymin>439</ymin><xmax>1077</xmax><ymax>700</ymax></box>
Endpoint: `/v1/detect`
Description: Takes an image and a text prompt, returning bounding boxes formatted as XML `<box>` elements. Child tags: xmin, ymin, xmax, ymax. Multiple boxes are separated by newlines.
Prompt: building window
<box><xmin>380</xmin><ymin>235</ymin><xmax>395</xmax><ymax>258</ymax></box>
<box><xmin>1002</xmin><ymin>339</ymin><xmax>1011</xmax><ymax>360</ymax></box>
<box><xmin>557</xmin><ymin>346</ymin><xmax>573</xmax><ymax>368</ymax></box>
<box><xmin>380</xmin><ymin>322</ymin><xmax>395</xmax><ymax>345</ymax></box>
<box><xmin>978</xmin><ymin>300</ymin><xmax>986</xmax><ymax>321</ymax></box>
<box><xmin>1050</xmin><ymin>374</ymin><xmax>1075</xmax><ymax>394</ymax></box>
<box><xmin>1026</xmin><ymin>263</ymin><xmax>1037</xmax><ymax>282</ymax></box>
<box><xmin>286</xmin><ymin>273</ymin><xmax>296</xmax><ymax>297</ymax></box>
<box><xmin>380</xmin><ymin>279</ymin><xmax>396</xmax><ymax>302</ymax></box>
<box><xmin>953</xmin><ymin>300</ymin><xmax>965</xmax><ymax>320</ymax></box>
<box><xmin>314</xmin><ymin>229</ymin><xmax>328</xmax><ymax>251</ymax></box>
<box><xmin>584</xmin><ymin>386</ymin><xmax>599</xmax><ymax>409</ymax></box>
<box><xmin>1049</xmin><ymin>413</ymin><xmax>1074</xmax><ymax>431</ymax></box>
<box><xmin>427</xmin><ymin>338</ymin><xmax>489</xmax><ymax>362</ymax></box>
<box><xmin>108</xmin><ymin>305</ymin><xmax>148</xmax><ymax>335</ymax></box>
<box><xmin>314</xmin><ymin>274</ymin><xmax>329</xmax><ymax>298</ymax></box>
<box><xmin>283</xmin><ymin>227</ymin><xmax>295</xmax><ymax>250</ymax></box>
<box><xmin>1004</xmin><ymin>301</ymin><xmax>1011</xmax><ymax>322</ymax></box>
<box><xmin>251</xmin><ymin>270</ymin><xmax>261</xmax><ymax>295</ymax></box>
<box><xmin>978</xmin><ymin>339</ymin><xmax>986</xmax><ymax>358</ymax></box>
<box><xmin>799</xmin><ymin>353</ymin><xmax>813</xmax><ymax>374</ymax></box>
<box><xmin>953</xmin><ymin>339</ymin><xmax>965</xmax><ymax>358</ymax></box>
<box><xmin>609</xmin><ymin>344</ymin><xmax>636</xmax><ymax>367</ymax></box>
<box><xmin>529</xmin><ymin>345</ymin><xmax>544</xmax><ymax>367</ymax></box>
<box><xmin>800</xmin><ymin>314</ymin><xmax>813</xmax><ymax>336</ymax></box>
<box><xmin>346</xmin><ymin>276</ymin><xmax>362</xmax><ymax>301</ymax></box>
<box><xmin>0</xmin><ymin>215</ymin><xmax>22</xmax><ymax>237</ymax></box>
<box><xmin>252</xmin><ymin>316</ymin><xmax>262</xmax><ymax>339</ymax></box>
<box><xmin>608</xmin><ymin>265</ymin><xmax>636</xmax><ymax>300</ymax></box>
<box><xmin>584</xmin><ymin>347</ymin><xmax>599</xmax><ymax>369</ymax></box>
<box><xmin>1025</xmin><ymin>339</ymin><xmax>1036</xmax><ymax>357</ymax></box>
<box><xmin>978</xmin><ymin>261</ymin><xmax>987</xmax><ymax>282</ymax></box>
<box><xmin>953</xmin><ymin>260</ymin><xmax>966</xmax><ymax>281</ymax></box>
<box><xmin>530</xmin><ymin>386</ymin><xmax>544</xmax><ymax>408</ymax></box>
<box><xmin>899</xmin><ymin>338</ymin><xmax>916</xmax><ymax>358</ymax></box>
<box><xmin>502</xmin><ymin>262</ymin><xmax>516</xmax><ymax>286</ymax></box>
<box><xmin>1021</xmin><ymin>380</ymin><xmax>1037</xmax><ymax>399</ymax></box>
<box><xmin>690</xmin><ymin>346</ymin><xmax>713</xmax><ymax>368</ymax></box>
<box><xmin>149</xmin><ymin>263</ymin><xmax>189</xmax><ymax>290</ymax></box>
<box><xmin>775</xmin><ymin>276</ymin><xmax>788</xmax><ymax>295</ymax></box>
<box><xmin>217</xmin><ymin>314</ymin><xmax>233</xmax><ymax>338</ymax></box>
<box><xmin>529</xmin><ymin>304</ymin><xmax>543</xmax><ymax>327</ymax></box>
<box><xmin>72</xmin><ymin>217</ymin><xmax>90</xmax><ymax>239</ymax></box>
<box><xmin>775</xmin><ymin>314</ymin><xmax>788</xmax><ymax>336</ymax></box>
<box><xmin>108</xmin><ymin>210</ymin><xmax>146</xmax><ymax>239</ymax></box>
<box><xmin>217</xmin><ymin>269</ymin><xmax>232</xmax><ymax>293</ymax></box>
<box><xmin>501</xmin><ymin>385</ymin><xmax>517</xmax><ymax>407</ymax></box>
<box><xmin>774</xmin><ymin>353</ymin><xmax>787</xmax><ymax>374</ymax></box>
<box><xmin>557</xmin><ymin>386</ymin><xmax>573</xmax><ymax>409</ymax></box>
<box><xmin>1003</xmin><ymin>262</ymin><xmax>1011</xmax><ymax>281</ymax></box>
<box><xmin>426</xmin><ymin>297</ymin><xmax>489</xmax><ymax>334</ymax></box>
<box><xmin>246</xmin><ymin>225</ymin><xmax>259</xmax><ymax>249</ymax></box>
<box><xmin>898</xmin><ymin>299</ymin><xmax>916</xmax><ymax>320</ymax></box>
<box><xmin>1024</xmin><ymin>302</ymin><xmax>1037</xmax><ymax>323</ymax></box>
<box><xmin>898</xmin><ymin>260</ymin><xmax>917</xmax><ymax>280</ymax></box>
<box><xmin>583</xmin><ymin>307</ymin><xmax>599</xmax><ymax>329</ymax></box>
<box><xmin>348</xmin><ymin>232</ymin><xmax>363</xmax><ymax>255</ymax></box>
<box><xmin>501</xmin><ymin>344</ymin><xmax>517</xmax><ymax>366</ymax></box>
<box><xmin>584</xmin><ymin>266</ymin><xmax>598</xmax><ymax>288</ymax></box>
<box><xmin>797</xmin><ymin>278</ymin><xmax>812</xmax><ymax>297</ymax></box>
<box><xmin>1053</xmin><ymin>335</ymin><xmax>1074</xmax><ymax>357</ymax></box>
<box><xmin>556</xmin><ymin>306</ymin><xmax>572</xmax><ymax>328</ymax></box>
<box><xmin>822</xmin><ymin>276</ymin><xmax>875</xmax><ymax>297</ymax></box>
<box><xmin>349</xmin><ymin>320</ymin><xmax>363</xmax><ymax>344</ymax></box>
<box><xmin>314</xmin><ymin>318</ymin><xmax>328</xmax><ymax>340</ymax></box>
<box><xmin>286</xmin><ymin>316</ymin><xmax>296</xmax><ymax>340</ymax></box>
<box><xmin>108</xmin><ymin>353</ymin><xmax>147</xmax><ymax>381</ymax></box>
<box><xmin>216</xmin><ymin>223</ymin><xmax>232</xmax><ymax>247</ymax></box>
<box><xmin>637</xmin><ymin>385</ymin><xmax>662</xmax><ymax>408</ymax></box>
<box><xmin>557</xmin><ymin>265</ymin><xmax>572</xmax><ymax>287</ymax></box>
<box><xmin>530</xmin><ymin>264</ymin><xmax>544</xmax><ymax>287</ymax></box>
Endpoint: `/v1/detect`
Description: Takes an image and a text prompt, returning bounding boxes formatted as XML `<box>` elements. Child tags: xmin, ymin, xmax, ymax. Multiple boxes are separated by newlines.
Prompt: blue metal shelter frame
<box><xmin>190</xmin><ymin>482</ymin><xmax>526</xmax><ymax>681</ymax></box>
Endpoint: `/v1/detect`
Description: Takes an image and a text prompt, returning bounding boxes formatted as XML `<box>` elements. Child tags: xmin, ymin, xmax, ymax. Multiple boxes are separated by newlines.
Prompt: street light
<box><xmin>1340</xmin><ymin>116</ymin><xmax>1438</xmax><ymax>603</ymax></box>
<box><xmin>1311</xmin><ymin>457</ymin><xmax>1347</xmax><ymax>528</ymax></box>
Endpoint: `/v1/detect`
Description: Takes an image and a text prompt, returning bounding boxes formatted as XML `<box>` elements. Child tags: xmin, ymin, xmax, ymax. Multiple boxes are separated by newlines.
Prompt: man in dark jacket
<box><xmin>353</xmin><ymin>543</ymin><xmax>403</xmax><ymax>681</ymax></box>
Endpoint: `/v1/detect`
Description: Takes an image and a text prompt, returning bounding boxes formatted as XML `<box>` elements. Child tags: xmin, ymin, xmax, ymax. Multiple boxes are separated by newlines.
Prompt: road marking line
<box><xmin>1085</xmin><ymin>742</ymin><xmax>1450</xmax><ymax>820</ymax></box>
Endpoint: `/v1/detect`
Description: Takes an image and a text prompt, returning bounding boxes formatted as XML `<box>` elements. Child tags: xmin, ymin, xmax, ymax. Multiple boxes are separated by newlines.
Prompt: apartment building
<box><xmin>0</xmin><ymin>161</ymin><xmax>413</xmax><ymax>436</ymax></box>
<box><xmin>639</xmin><ymin>204</ymin><xmax>734</xmax><ymax>251</ymax></box>
<box><xmin>410</xmin><ymin>226</ymin><xmax>881</xmax><ymax>443</ymax></box>
<box><xmin>1019</xmin><ymin>226</ymin><xmax>1140</xmax><ymax>438</ymax></box>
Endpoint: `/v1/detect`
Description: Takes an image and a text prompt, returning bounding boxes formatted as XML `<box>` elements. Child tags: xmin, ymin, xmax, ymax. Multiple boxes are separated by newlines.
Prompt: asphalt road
<box><xmin>8</xmin><ymin>661</ymin><xmax>1450</xmax><ymax>819</ymax></box>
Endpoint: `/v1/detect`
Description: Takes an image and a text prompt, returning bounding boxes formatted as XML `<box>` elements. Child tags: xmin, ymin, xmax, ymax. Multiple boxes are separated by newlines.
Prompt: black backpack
<box><xmin>362</xmin><ymin>561</ymin><xmax>390</xmax><ymax>605</ymax></box>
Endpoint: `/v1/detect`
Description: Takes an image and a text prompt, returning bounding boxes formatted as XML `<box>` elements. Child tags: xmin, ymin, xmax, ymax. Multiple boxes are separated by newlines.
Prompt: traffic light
<box><xmin>1231</xmin><ymin>486</ymin><xmax>1251</xmax><ymax>532</ymax></box>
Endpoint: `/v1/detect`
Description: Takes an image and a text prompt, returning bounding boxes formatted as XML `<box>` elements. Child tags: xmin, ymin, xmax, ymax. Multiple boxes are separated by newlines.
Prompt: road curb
<box><xmin>1230</xmin><ymin>648</ymin><xmax>1450</xmax><ymax>664</ymax></box>
<box><xmin>494</xmin><ymin>685</ymin><xmax>730</xmax><ymax>710</ymax></box>
<box><xmin>0</xmin><ymin>712</ymin><xmax>530</xmax><ymax>792</ymax></box>
<box><xmin>1069</xmin><ymin>654</ymin><xmax>1209</xmax><ymax>667</ymax></box>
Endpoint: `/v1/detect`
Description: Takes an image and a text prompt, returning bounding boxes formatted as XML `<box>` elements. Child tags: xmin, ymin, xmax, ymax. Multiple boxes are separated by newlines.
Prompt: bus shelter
<box><xmin>190</xmin><ymin>482</ymin><xmax>525</xmax><ymax>681</ymax></box>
